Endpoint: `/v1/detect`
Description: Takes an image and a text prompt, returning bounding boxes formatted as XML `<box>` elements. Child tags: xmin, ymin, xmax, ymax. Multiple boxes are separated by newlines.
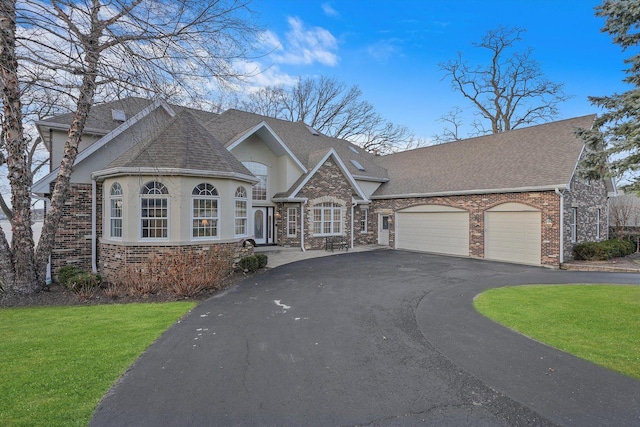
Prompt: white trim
<box><xmin>92</xmin><ymin>167</ymin><xmax>259</xmax><ymax>184</ymax></box>
<box><xmin>286</xmin><ymin>207</ymin><xmax>298</xmax><ymax>238</ymax></box>
<box><xmin>290</xmin><ymin>149</ymin><xmax>369</xmax><ymax>202</ymax></box>
<box><xmin>272</xmin><ymin>197</ymin><xmax>308</xmax><ymax>203</ymax></box>
<box><xmin>353</xmin><ymin>175</ymin><xmax>390</xmax><ymax>183</ymax></box>
<box><xmin>570</xmin><ymin>207</ymin><xmax>577</xmax><ymax>243</ymax></box>
<box><xmin>191</xmin><ymin>194</ymin><xmax>220</xmax><ymax>241</ymax></box>
<box><xmin>555</xmin><ymin>188</ymin><xmax>565</xmax><ymax>263</ymax></box>
<box><xmin>139</xmin><ymin>182</ymin><xmax>170</xmax><ymax>241</ymax></box>
<box><xmin>91</xmin><ymin>179</ymin><xmax>97</xmax><ymax>273</ymax></box>
<box><xmin>370</xmin><ymin>184</ymin><xmax>569</xmax><ymax>200</ymax></box>
<box><xmin>566</xmin><ymin>145</ymin><xmax>586</xmax><ymax>192</ymax></box>
<box><xmin>108</xmin><ymin>183</ymin><xmax>124</xmax><ymax>240</ymax></box>
<box><xmin>234</xmin><ymin>187</ymin><xmax>248</xmax><ymax>238</ymax></box>
<box><xmin>311</xmin><ymin>202</ymin><xmax>343</xmax><ymax>236</ymax></box>
<box><xmin>360</xmin><ymin>206</ymin><xmax>368</xmax><ymax>233</ymax></box>
<box><xmin>226</xmin><ymin>121</ymin><xmax>308</xmax><ymax>174</ymax></box>
<box><xmin>33</xmin><ymin>99</ymin><xmax>173</xmax><ymax>195</ymax></box>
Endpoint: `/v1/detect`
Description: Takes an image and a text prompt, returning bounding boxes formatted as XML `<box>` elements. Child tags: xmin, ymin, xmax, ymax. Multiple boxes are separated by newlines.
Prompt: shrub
<box><xmin>255</xmin><ymin>253</ymin><xmax>268</xmax><ymax>269</ymax></box>
<box><xmin>57</xmin><ymin>265</ymin><xmax>82</xmax><ymax>287</ymax></box>
<box><xmin>109</xmin><ymin>245</ymin><xmax>236</xmax><ymax>299</ymax></box>
<box><xmin>238</xmin><ymin>255</ymin><xmax>259</xmax><ymax>272</ymax></box>
<box><xmin>57</xmin><ymin>265</ymin><xmax>102</xmax><ymax>299</ymax></box>
<box><xmin>573</xmin><ymin>239</ymin><xmax>635</xmax><ymax>261</ymax></box>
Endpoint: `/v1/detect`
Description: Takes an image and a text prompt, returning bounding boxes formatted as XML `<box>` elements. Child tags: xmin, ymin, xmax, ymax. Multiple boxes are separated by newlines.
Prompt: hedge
<box><xmin>573</xmin><ymin>239</ymin><xmax>635</xmax><ymax>261</ymax></box>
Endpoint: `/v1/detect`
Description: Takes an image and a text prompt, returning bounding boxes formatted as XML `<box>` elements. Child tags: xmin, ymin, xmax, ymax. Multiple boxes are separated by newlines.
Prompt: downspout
<box><xmin>300</xmin><ymin>200</ymin><xmax>306</xmax><ymax>252</ymax></box>
<box><xmin>91</xmin><ymin>178</ymin><xmax>97</xmax><ymax>273</ymax></box>
<box><xmin>555</xmin><ymin>188</ymin><xmax>564</xmax><ymax>264</ymax></box>
<box><xmin>351</xmin><ymin>200</ymin><xmax>357</xmax><ymax>249</ymax></box>
<box><xmin>45</xmin><ymin>197</ymin><xmax>52</xmax><ymax>285</ymax></box>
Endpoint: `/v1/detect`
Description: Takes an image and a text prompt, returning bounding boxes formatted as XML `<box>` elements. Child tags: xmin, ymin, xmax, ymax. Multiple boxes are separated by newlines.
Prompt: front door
<box><xmin>253</xmin><ymin>207</ymin><xmax>274</xmax><ymax>245</ymax></box>
<box><xmin>378</xmin><ymin>214</ymin><xmax>390</xmax><ymax>246</ymax></box>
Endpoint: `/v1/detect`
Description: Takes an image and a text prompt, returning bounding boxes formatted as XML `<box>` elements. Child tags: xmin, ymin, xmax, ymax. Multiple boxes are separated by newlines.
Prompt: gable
<box><xmin>288</xmin><ymin>150</ymin><xmax>368</xmax><ymax>202</ymax></box>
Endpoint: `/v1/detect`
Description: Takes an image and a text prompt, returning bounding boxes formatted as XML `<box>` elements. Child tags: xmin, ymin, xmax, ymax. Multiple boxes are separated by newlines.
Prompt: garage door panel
<box><xmin>396</xmin><ymin>211</ymin><xmax>469</xmax><ymax>256</ymax></box>
<box><xmin>485</xmin><ymin>211</ymin><xmax>541</xmax><ymax>265</ymax></box>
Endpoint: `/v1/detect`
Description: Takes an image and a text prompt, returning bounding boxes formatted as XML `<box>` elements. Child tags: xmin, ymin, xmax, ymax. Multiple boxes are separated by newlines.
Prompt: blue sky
<box><xmin>247</xmin><ymin>0</ymin><xmax>629</xmax><ymax>141</ymax></box>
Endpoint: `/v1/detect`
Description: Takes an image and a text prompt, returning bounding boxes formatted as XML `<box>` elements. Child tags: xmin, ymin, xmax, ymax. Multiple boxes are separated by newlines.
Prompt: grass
<box><xmin>0</xmin><ymin>302</ymin><xmax>196</xmax><ymax>427</ymax></box>
<box><xmin>474</xmin><ymin>284</ymin><xmax>640</xmax><ymax>380</ymax></box>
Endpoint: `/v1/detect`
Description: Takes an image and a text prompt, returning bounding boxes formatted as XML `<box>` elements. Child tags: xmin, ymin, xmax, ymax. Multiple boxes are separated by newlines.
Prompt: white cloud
<box><xmin>321</xmin><ymin>3</ymin><xmax>340</xmax><ymax>18</ymax></box>
<box><xmin>271</xmin><ymin>17</ymin><xmax>338</xmax><ymax>66</ymax></box>
<box><xmin>367</xmin><ymin>39</ymin><xmax>402</xmax><ymax>63</ymax></box>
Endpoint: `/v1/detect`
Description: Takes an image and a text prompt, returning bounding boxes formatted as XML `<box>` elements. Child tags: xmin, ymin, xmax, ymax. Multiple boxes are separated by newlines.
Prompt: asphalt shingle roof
<box><xmin>107</xmin><ymin>110</ymin><xmax>252</xmax><ymax>177</ymax></box>
<box><xmin>372</xmin><ymin>115</ymin><xmax>595</xmax><ymax>197</ymax></box>
<box><xmin>205</xmin><ymin>109</ymin><xmax>389</xmax><ymax>181</ymax></box>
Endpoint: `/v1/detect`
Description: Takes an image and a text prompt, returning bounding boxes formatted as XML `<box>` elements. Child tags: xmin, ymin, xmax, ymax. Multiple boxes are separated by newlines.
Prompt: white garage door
<box><xmin>396</xmin><ymin>205</ymin><xmax>469</xmax><ymax>256</ymax></box>
<box><xmin>485</xmin><ymin>203</ymin><xmax>541</xmax><ymax>265</ymax></box>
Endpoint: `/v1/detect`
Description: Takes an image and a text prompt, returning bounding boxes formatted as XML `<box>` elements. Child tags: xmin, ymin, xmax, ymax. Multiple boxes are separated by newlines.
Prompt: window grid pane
<box><xmin>312</xmin><ymin>202</ymin><xmax>342</xmax><ymax>236</ymax></box>
<box><xmin>141</xmin><ymin>197</ymin><xmax>168</xmax><ymax>239</ymax></box>
<box><xmin>287</xmin><ymin>208</ymin><xmax>297</xmax><ymax>237</ymax></box>
<box><xmin>235</xmin><ymin>199</ymin><xmax>247</xmax><ymax>236</ymax></box>
<box><xmin>192</xmin><ymin>197</ymin><xmax>218</xmax><ymax>238</ymax></box>
<box><xmin>110</xmin><ymin>198</ymin><xmax>123</xmax><ymax>238</ymax></box>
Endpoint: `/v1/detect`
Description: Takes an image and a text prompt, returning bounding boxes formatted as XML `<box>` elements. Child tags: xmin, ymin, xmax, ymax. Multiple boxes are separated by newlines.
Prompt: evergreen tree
<box><xmin>577</xmin><ymin>1</ymin><xmax>640</xmax><ymax>187</ymax></box>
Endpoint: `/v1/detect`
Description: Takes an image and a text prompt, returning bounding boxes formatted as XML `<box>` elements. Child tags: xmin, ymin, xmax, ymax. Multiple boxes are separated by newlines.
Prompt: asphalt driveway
<box><xmin>91</xmin><ymin>251</ymin><xmax>640</xmax><ymax>426</ymax></box>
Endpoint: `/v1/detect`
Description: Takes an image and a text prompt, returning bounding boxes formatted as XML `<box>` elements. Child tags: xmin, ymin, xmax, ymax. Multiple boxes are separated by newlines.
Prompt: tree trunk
<box><xmin>34</xmin><ymin>22</ymin><xmax>102</xmax><ymax>284</ymax></box>
<box><xmin>1</xmin><ymin>0</ymin><xmax>37</xmax><ymax>293</ymax></box>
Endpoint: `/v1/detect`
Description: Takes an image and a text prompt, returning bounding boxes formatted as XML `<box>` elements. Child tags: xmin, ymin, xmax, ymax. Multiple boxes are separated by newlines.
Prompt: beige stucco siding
<box><xmin>230</xmin><ymin>133</ymin><xmax>305</xmax><ymax>199</ymax></box>
<box><xmin>101</xmin><ymin>175</ymin><xmax>252</xmax><ymax>244</ymax></box>
<box><xmin>356</xmin><ymin>180</ymin><xmax>382</xmax><ymax>199</ymax></box>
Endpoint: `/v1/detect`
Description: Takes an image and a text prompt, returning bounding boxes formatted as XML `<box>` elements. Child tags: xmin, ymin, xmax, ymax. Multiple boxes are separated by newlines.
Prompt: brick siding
<box><xmin>370</xmin><ymin>191</ymin><xmax>562</xmax><ymax>266</ymax></box>
<box><xmin>277</xmin><ymin>158</ymin><xmax>357</xmax><ymax>250</ymax></box>
<box><xmin>50</xmin><ymin>183</ymin><xmax>95</xmax><ymax>277</ymax></box>
<box><xmin>99</xmin><ymin>241</ymin><xmax>253</xmax><ymax>284</ymax></box>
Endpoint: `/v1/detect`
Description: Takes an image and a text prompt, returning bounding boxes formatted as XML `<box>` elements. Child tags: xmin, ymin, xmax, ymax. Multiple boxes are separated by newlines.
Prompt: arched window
<box><xmin>242</xmin><ymin>161</ymin><xmax>268</xmax><ymax>201</ymax></box>
<box><xmin>313</xmin><ymin>202</ymin><xmax>342</xmax><ymax>236</ymax></box>
<box><xmin>192</xmin><ymin>183</ymin><xmax>219</xmax><ymax>239</ymax></box>
<box><xmin>235</xmin><ymin>186</ymin><xmax>247</xmax><ymax>236</ymax></box>
<box><xmin>109</xmin><ymin>182</ymin><xmax>123</xmax><ymax>238</ymax></box>
<box><xmin>140</xmin><ymin>181</ymin><xmax>168</xmax><ymax>239</ymax></box>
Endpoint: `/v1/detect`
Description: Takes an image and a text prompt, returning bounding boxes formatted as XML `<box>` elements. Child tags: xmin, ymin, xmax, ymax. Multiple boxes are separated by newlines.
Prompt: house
<box><xmin>32</xmin><ymin>98</ymin><xmax>614</xmax><ymax>283</ymax></box>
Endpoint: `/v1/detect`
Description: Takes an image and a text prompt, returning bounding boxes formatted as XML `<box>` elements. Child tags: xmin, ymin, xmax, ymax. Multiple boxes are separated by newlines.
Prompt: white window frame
<box><xmin>360</xmin><ymin>208</ymin><xmax>368</xmax><ymax>233</ymax></box>
<box><xmin>235</xmin><ymin>186</ymin><xmax>248</xmax><ymax>237</ymax></box>
<box><xmin>287</xmin><ymin>207</ymin><xmax>298</xmax><ymax>237</ymax></box>
<box><xmin>109</xmin><ymin>182</ymin><xmax>123</xmax><ymax>239</ymax></box>
<box><xmin>312</xmin><ymin>202</ymin><xmax>343</xmax><ymax>236</ymax></box>
<box><xmin>243</xmin><ymin>161</ymin><xmax>268</xmax><ymax>201</ymax></box>
<box><xmin>140</xmin><ymin>181</ymin><xmax>169</xmax><ymax>240</ymax></box>
<box><xmin>192</xmin><ymin>183</ymin><xmax>219</xmax><ymax>240</ymax></box>
<box><xmin>570</xmin><ymin>207</ymin><xmax>577</xmax><ymax>243</ymax></box>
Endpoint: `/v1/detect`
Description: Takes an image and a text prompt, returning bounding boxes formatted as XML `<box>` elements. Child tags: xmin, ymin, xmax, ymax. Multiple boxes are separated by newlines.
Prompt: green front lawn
<box><xmin>0</xmin><ymin>302</ymin><xmax>196</xmax><ymax>427</ymax></box>
<box><xmin>474</xmin><ymin>285</ymin><xmax>640</xmax><ymax>379</ymax></box>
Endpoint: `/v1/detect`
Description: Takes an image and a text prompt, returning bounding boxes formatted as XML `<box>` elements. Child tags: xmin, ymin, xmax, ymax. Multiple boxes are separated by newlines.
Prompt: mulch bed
<box><xmin>0</xmin><ymin>271</ymin><xmax>255</xmax><ymax>309</ymax></box>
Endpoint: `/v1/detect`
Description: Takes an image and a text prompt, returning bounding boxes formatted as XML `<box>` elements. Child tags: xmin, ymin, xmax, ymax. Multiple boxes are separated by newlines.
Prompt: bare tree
<box><xmin>240</xmin><ymin>75</ymin><xmax>418</xmax><ymax>153</ymax></box>
<box><xmin>440</xmin><ymin>26</ymin><xmax>569</xmax><ymax>137</ymax></box>
<box><xmin>0</xmin><ymin>0</ymin><xmax>258</xmax><ymax>294</ymax></box>
<box><xmin>432</xmin><ymin>107</ymin><xmax>465</xmax><ymax>144</ymax></box>
<box><xmin>609</xmin><ymin>194</ymin><xmax>640</xmax><ymax>242</ymax></box>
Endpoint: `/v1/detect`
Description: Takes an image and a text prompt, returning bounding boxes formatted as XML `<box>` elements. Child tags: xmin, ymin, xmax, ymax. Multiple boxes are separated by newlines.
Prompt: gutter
<box><xmin>371</xmin><ymin>184</ymin><xmax>569</xmax><ymax>200</ymax></box>
<box><xmin>300</xmin><ymin>200</ymin><xmax>306</xmax><ymax>252</ymax></box>
<box><xmin>555</xmin><ymin>188</ymin><xmax>564</xmax><ymax>264</ymax></box>
<box><xmin>91</xmin><ymin>167</ymin><xmax>259</xmax><ymax>184</ymax></box>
